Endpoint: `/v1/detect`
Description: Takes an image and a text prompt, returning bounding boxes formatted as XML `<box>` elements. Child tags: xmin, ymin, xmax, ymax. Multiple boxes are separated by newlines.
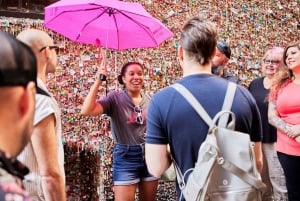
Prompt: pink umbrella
<box><xmin>44</xmin><ymin>0</ymin><xmax>173</xmax><ymax>50</ymax></box>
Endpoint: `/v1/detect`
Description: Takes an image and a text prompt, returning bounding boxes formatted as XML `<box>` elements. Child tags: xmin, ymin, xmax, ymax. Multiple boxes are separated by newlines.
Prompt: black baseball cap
<box><xmin>217</xmin><ymin>40</ymin><xmax>231</xmax><ymax>59</ymax></box>
<box><xmin>0</xmin><ymin>31</ymin><xmax>37</xmax><ymax>87</ymax></box>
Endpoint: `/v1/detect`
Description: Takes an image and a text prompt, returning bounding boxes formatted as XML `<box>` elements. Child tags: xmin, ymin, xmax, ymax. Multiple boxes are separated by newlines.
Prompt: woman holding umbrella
<box><xmin>81</xmin><ymin>59</ymin><xmax>158</xmax><ymax>201</ymax></box>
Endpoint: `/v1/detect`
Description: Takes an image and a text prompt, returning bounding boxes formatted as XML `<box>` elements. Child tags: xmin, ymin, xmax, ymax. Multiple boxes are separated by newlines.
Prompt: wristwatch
<box><xmin>99</xmin><ymin>74</ymin><xmax>106</xmax><ymax>81</ymax></box>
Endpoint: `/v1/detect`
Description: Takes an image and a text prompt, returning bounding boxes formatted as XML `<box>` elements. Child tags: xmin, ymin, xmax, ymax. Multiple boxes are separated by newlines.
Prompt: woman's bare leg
<box><xmin>138</xmin><ymin>180</ymin><xmax>159</xmax><ymax>201</ymax></box>
<box><xmin>114</xmin><ymin>184</ymin><xmax>137</xmax><ymax>201</ymax></box>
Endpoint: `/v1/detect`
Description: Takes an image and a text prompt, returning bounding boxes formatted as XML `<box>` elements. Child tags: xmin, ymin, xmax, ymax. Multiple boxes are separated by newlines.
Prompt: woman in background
<box><xmin>268</xmin><ymin>42</ymin><xmax>300</xmax><ymax>201</ymax></box>
<box><xmin>248</xmin><ymin>47</ymin><xmax>287</xmax><ymax>201</ymax></box>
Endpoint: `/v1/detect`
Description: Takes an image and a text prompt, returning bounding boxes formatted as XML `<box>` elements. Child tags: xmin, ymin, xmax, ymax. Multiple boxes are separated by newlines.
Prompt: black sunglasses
<box><xmin>39</xmin><ymin>45</ymin><xmax>59</xmax><ymax>54</ymax></box>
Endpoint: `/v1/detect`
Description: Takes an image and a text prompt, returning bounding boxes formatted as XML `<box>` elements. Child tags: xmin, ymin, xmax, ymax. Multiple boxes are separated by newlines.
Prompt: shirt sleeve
<box><xmin>246</xmin><ymin>88</ymin><xmax>263</xmax><ymax>142</ymax></box>
<box><xmin>145</xmin><ymin>95</ymin><xmax>168</xmax><ymax>145</ymax></box>
<box><xmin>34</xmin><ymin>95</ymin><xmax>55</xmax><ymax>126</ymax></box>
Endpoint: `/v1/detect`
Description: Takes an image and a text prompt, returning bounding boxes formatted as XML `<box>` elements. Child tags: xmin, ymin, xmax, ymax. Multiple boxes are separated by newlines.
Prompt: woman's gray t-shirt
<box><xmin>98</xmin><ymin>90</ymin><xmax>150</xmax><ymax>145</ymax></box>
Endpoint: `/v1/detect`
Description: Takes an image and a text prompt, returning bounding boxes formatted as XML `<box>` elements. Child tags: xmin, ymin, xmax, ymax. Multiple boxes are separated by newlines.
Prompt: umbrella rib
<box><xmin>111</xmin><ymin>9</ymin><xmax>120</xmax><ymax>50</ymax></box>
<box><xmin>116</xmin><ymin>10</ymin><xmax>160</xmax><ymax>47</ymax></box>
<box><xmin>46</xmin><ymin>6</ymin><xmax>110</xmax><ymax>41</ymax></box>
<box><xmin>77</xmin><ymin>7</ymin><xmax>111</xmax><ymax>40</ymax></box>
<box><xmin>46</xmin><ymin>7</ymin><xmax>102</xmax><ymax>25</ymax></box>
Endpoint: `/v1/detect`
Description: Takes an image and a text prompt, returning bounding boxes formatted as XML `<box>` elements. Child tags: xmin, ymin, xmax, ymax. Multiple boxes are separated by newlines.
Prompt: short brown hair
<box><xmin>180</xmin><ymin>16</ymin><xmax>218</xmax><ymax>65</ymax></box>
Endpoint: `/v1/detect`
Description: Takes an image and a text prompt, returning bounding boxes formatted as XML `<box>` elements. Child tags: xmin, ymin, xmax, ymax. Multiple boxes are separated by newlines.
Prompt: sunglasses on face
<box><xmin>39</xmin><ymin>45</ymin><xmax>60</xmax><ymax>54</ymax></box>
<box><xmin>134</xmin><ymin>106</ymin><xmax>143</xmax><ymax>125</ymax></box>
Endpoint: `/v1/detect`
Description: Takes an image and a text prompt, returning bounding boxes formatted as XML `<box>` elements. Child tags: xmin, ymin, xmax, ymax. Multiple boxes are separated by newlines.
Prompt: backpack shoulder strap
<box><xmin>36</xmin><ymin>86</ymin><xmax>51</xmax><ymax>97</ymax></box>
<box><xmin>218</xmin><ymin>82</ymin><xmax>237</xmax><ymax>127</ymax></box>
<box><xmin>171</xmin><ymin>83</ymin><xmax>236</xmax><ymax>126</ymax></box>
<box><xmin>171</xmin><ymin>83</ymin><xmax>212</xmax><ymax>125</ymax></box>
<box><xmin>171</xmin><ymin>83</ymin><xmax>266</xmax><ymax>193</ymax></box>
<box><xmin>170</xmin><ymin>83</ymin><xmax>236</xmax><ymax>190</ymax></box>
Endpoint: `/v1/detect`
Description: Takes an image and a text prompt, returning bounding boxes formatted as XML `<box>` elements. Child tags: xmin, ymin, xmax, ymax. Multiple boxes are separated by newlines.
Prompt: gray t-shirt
<box><xmin>98</xmin><ymin>90</ymin><xmax>150</xmax><ymax>145</ymax></box>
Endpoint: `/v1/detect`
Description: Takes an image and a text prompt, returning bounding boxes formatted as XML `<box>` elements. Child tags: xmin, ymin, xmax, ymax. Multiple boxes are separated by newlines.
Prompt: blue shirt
<box><xmin>146</xmin><ymin>74</ymin><xmax>262</xmax><ymax>200</ymax></box>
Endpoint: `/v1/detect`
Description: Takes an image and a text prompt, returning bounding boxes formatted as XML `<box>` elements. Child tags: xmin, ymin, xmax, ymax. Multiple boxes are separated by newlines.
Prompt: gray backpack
<box><xmin>171</xmin><ymin>82</ymin><xmax>266</xmax><ymax>201</ymax></box>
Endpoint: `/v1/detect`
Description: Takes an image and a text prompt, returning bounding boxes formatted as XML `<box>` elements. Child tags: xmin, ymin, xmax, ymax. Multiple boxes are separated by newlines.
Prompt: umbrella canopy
<box><xmin>44</xmin><ymin>0</ymin><xmax>173</xmax><ymax>50</ymax></box>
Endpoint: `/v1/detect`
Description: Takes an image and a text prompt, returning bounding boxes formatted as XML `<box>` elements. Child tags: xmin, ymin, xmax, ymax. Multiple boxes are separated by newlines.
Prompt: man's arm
<box><xmin>31</xmin><ymin>114</ymin><xmax>66</xmax><ymax>201</ymax></box>
<box><xmin>145</xmin><ymin>143</ymin><xmax>172</xmax><ymax>178</ymax></box>
<box><xmin>80</xmin><ymin>79</ymin><xmax>104</xmax><ymax>116</ymax></box>
<box><xmin>81</xmin><ymin>60</ymin><xmax>106</xmax><ymax>116</ymax></box>
<box><xmin>252</xmin><ymin>142</ymin><xmax>263</xmax><ymax>173</ymax></box>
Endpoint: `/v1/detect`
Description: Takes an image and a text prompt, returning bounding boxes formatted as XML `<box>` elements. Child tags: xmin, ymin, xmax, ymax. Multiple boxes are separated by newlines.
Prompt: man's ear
<box><xmin>177</xmin><ymin>45</ymin><xmax>184</xmax><ymax>62</ymax></box>
<box><xmin>212</xmin><ymin>47</ymin><xmax>217</xmax><ymax>58</ymax></box>
<box><xmin>222</xmin><ymin>57</ymin><xmax>229</xmax><ymax>66</ymax></box>
<box><xmin>20</xmin><ymin>82</ymin><xmax>36</xmax><ymax>115</ymax></box>
<box><xmin>42</xmin><ymin>47</ymin><xmax>51</xmax><ymax>60</ymax></box>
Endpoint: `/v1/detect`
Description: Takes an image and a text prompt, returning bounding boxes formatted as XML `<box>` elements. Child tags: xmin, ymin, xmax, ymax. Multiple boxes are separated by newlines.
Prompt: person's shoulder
<box><xmin>249</xmin><ymin>76</ymin><xmax>263</xmax><ymax>84</ymax></box>
<box><xmin>236</xmin><ymin>83</ymin><xmax>257</xmax><ymax>102</ymax></box>
<box><xmin>34</xmin><ymin>91</ymin><xmax>56</xmax><ymax>123</ymax></box>
<box><xmin>248</xmin><ymin>76</ymin><xmax>264</xmax><ymax>89</ymax></box>
<box><xmin>221</xmin><ymin>70</ymin><xmax>240</xmax><ymax>84</ymax></box>
<box><xmin>151</xmin><ymin>85</ymin><xmax>176</xmax><ymax>100</ymax></box>
<box><xmin>36</xmin><ymin>86</ymin><xmax>51</xmax><ymax>97</ymax></box>
<box><xmin>224</xmin><ymin>75</ymin><xmax>241</xmax><ymax>84</ymax></box>
<box><xmin>35</xmin><ymin>92</ymin><xmax>53</xmax><ymax>107</ymax></box>
<box><xmin>36</xmin><ymin>83</ymin><xmax>53</xmax><ymax>102</ymax></box>
<box><xmin>103</xmin><ymin>89</ymin><xmax>120</xmax><ymax>99</ymax></box>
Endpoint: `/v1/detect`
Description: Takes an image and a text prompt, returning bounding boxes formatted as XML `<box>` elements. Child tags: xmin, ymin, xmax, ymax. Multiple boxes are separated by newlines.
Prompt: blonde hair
<box><xmin>262</xmin><ymin>47</ymin><xmax>284</xmax><ymax>63</ymax></box>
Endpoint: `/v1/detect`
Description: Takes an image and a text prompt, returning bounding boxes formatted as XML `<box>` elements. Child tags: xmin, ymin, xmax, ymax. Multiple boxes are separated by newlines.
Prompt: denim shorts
<box><xmin>113</xmin><ymin>143</ymin><xmax>157</xmax><ymax>185</ymax></box>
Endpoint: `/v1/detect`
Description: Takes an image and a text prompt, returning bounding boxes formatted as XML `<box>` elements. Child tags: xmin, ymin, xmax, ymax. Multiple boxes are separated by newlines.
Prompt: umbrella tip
<box><xmin>76</xmin><ymin>33</ymin><xmax>80</xmax><ymax>40</ymax></box>
<box><xmin>96</xmin><ymin>38</ymin><xmax>101</xmax><ymax>46</ymax></box>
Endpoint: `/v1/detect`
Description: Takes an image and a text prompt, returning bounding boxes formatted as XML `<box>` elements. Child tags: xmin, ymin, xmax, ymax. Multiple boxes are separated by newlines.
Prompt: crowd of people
<box><xmin>0</xmin><ymin>0</ymin><xmax>299</xmax><ymax>200</ymax></box>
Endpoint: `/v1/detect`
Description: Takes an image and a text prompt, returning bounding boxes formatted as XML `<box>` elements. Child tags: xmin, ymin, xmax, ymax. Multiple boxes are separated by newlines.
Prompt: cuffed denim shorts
<box><xmin>113</xmin><ymin>143</ymin><xmax>157</xmax><ymax>185</ymax></box>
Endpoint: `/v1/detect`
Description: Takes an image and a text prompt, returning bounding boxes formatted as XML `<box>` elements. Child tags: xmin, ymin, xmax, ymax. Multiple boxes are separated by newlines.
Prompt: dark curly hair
<box><xmin>117</xmin><ymin>62</ymin><xmax>144</xmax><ymax>85</ymax></box>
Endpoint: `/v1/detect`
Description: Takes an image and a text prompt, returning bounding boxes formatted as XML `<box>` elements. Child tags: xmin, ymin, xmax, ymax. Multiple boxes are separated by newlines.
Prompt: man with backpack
<box><xmin>145</xmin><ymin>16</ymin><xmax>263</xmax><ymax>201</ymax></box>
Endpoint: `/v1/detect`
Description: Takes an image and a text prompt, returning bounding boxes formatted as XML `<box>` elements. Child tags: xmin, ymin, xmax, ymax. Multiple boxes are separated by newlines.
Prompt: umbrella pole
<box><xmin>98</xmin><ymin>46</ymin><xmax>108</xmax><ymax>96</ymax></box>
<box><xmin>115</xmin><ymin>52</ymin><xmax>118</xmax><ymax>91</ymax></box>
